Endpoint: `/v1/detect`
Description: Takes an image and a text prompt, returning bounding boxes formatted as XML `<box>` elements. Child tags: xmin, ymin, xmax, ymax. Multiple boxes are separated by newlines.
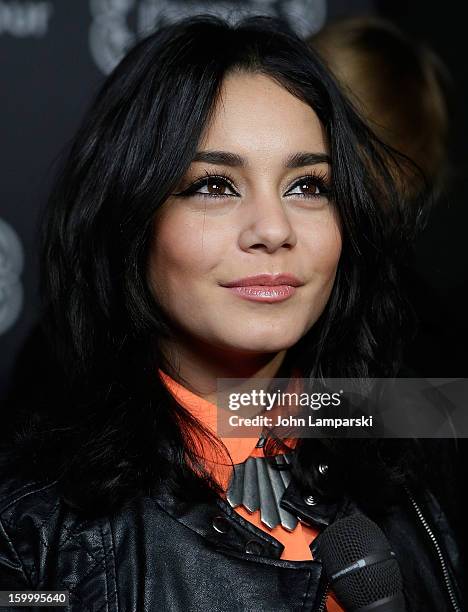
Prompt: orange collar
<box><xmin>158</xmin><ymin>369</ymin><xmax>261</xmax><ymax>465</ymax></box>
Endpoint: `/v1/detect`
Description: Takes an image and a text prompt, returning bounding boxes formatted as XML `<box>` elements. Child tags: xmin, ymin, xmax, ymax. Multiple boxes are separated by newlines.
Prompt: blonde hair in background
<box><xmin>310</xmin><ymin>16</ymin><xmax>451</xmax><ymax>197</ymax></box>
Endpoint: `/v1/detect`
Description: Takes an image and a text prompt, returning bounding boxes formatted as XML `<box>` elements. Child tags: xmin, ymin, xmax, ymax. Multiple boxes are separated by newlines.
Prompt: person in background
<box><xmin>310</xmin><ymin>16</ymin><xmax>450</xmax><ymax>199</ymax></box>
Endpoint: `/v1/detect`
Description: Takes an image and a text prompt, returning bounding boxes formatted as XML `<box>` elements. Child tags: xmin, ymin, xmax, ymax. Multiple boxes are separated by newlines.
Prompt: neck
<box><xmin>160</xmin><ymin>335</ymin><xmax>289</xmax><ymax>404</ymax></box>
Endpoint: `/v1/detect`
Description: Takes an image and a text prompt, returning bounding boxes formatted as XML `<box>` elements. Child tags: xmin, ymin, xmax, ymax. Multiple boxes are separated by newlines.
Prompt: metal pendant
<box><xmin>225</xmin><ymin>450</ymin><xmax>299</xmax><ymax>531</ymax></box>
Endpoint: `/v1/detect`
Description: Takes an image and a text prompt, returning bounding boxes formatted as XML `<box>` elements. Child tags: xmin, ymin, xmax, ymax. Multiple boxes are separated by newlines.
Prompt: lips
<box><xmin>221</xmin><ymin>273</ymin><xmax>304</xmax><ymax>288</ymax></box>
<box><xmin>221</xmin><ymin>274</ymin><xmax>303</xmax><ymax>303</ymax></box>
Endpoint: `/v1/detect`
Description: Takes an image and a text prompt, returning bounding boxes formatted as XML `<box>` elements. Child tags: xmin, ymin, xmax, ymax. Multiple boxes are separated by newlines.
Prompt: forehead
<box><xmin>199</xmin><ymin>72</ymin><xmax>327</xmax><ymax>158</ymax></box>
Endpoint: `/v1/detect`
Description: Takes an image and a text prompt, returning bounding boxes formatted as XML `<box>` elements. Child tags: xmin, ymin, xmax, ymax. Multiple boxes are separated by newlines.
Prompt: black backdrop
<box><xmin>1</xmin><ymin>0</ymin><xmax>467</xmax><ymax>397</ymax></box>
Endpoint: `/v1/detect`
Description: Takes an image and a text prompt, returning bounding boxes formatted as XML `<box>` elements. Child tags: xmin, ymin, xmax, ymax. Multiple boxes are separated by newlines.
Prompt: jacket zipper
<box><xmin>404</xmin><ymin>485</ymin><xmax>461</xmax><ymax>612</ymax></box>
<box><xmin>316</xmin><ymin>582</ymin><xmax>328</xmax><ymax>612</ymax></box>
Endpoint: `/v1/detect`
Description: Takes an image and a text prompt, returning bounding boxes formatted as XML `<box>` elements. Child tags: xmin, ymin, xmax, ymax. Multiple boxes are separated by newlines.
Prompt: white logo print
<box><xmin>0</xmin><ymin>218</ymin><xmax>24</xmax><ymax>335</ymax></box>
<box><xmin>0</xmin><ymin>1</ymin><xmax>53</xmax><ymax>37</ymax></box>
<box><xmin>89</xmin><ymin>0</ymin><xmax>327</xmax><ymax>75</ymax></box>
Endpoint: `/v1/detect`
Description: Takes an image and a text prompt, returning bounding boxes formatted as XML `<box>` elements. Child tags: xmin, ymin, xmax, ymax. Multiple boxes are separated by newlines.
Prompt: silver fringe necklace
<box><xmin>225</xmin><ymin>434</ymin><xmax>299</xmax><ymax>531</ymax></box>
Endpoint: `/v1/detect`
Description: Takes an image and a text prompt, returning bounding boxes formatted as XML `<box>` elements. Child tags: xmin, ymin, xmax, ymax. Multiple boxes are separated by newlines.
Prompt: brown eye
<box><xmin>285</xmin><ymin>175</ymin><xmax>330</xmax><ymax>199</ymax></box>
<box><xmin>176</xmin><ymin>175</ymin><xmax>238</xmax><ymax>199</ymax></box>
<box><xmin>298</xmin><ymin>180</ymin><xmax>319</xmax><ymax>196</ymax></box>
<box><xmin>206</xmin><ymin>179</ymin><xmax>226</xmax><ymax>195</ymax></box>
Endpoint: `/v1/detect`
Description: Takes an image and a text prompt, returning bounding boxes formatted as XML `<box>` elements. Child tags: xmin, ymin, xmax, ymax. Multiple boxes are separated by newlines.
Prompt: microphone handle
<box><xmin>353</xmin><ymin>592</ymin><xmax>406</xmax><ymax>612</ymax></box>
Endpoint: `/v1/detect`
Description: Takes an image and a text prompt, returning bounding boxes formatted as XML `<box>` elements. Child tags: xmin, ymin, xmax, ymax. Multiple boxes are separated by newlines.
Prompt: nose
<box><xmin>238</xmin><ymin>194</ymin><xmax>297</xmax><ymax>254</ymax></box>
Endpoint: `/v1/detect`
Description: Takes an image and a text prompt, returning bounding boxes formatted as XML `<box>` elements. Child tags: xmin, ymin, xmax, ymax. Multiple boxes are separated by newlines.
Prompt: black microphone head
<box><xmin>314</xmin><ymin>513</ymin><xmax>404</xmax><ymax>610</ymax></box>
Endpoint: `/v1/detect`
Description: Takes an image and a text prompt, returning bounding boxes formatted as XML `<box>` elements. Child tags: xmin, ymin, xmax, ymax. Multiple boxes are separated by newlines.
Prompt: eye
<box><xmin>174</xmin><ymin>173</ymin><xmax>239</xmax><ymax>199</ymax></box>
<box><xmin>285</xmin><ymin>174</ymin><xmax>331</xmax><ymax>199</ymax></box>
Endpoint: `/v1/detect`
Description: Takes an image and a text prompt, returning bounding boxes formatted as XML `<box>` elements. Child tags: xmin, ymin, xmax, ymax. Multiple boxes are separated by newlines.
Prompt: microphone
<box><xmin>313</xmin><ymin>513</ymin><xmax>406</xmax><ymax>611</ymax></box>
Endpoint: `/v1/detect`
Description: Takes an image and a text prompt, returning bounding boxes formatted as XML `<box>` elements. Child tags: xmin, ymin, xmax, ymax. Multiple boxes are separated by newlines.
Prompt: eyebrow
<box><xmin>192</xmin><ymin>150</ymin><xmax>331</xmax><ymax>168</ymax></box>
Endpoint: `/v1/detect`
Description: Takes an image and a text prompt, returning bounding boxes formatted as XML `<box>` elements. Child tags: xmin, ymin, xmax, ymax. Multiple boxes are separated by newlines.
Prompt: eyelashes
<box><xmin>285</xmin><ymin>171</ymin><xmax>332</xmax><ymax>200</ymax></box>
<box><xmin>173</xmin><ymin>169</ymin><xmax>332</xmax><ymax>200</ymax></box>
<box><xmin>174</xmin><ymin>170</ymin><xmax>239</xmax><ymax>199</ymax></box>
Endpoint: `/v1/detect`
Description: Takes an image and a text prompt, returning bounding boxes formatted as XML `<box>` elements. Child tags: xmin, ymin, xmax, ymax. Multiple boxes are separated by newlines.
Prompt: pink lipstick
<box><xmin>221</xmin><ymin>274</ymin><xmax>303</xmax><ymax>303</ymax></box>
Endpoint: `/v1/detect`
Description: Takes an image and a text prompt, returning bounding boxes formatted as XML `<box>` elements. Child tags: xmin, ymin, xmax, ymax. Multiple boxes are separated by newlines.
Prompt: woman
<box><xmin>0</xmin><ymin>15</ymin><xmax>463</xmax><ymax>612</ymax></box>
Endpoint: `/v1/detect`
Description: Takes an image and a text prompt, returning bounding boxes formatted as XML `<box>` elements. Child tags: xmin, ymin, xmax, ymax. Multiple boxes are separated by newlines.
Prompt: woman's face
<box><xmin>148</xmin><ymin>72</ymin><xmax>341</xmax><ymax>357</ymax></box>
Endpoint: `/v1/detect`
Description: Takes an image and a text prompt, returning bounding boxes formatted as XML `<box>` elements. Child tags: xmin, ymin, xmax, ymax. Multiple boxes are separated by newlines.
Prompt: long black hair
<box><xmin>4</xmin><ymin>14</ymin><xmax>427</xmax><ymax>517</ymax></box>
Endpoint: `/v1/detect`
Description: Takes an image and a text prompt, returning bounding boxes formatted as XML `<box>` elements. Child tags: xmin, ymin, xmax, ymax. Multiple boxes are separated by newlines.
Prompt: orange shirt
<box><xmin>159</xmin><ymin>369</ymin><xmax>345</xmax><ymax>612</ymax></box>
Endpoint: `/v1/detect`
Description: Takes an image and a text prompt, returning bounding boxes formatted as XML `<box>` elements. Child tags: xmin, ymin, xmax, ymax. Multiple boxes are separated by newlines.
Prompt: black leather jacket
<box><xmin>0</xmin><ymin>467</ymin><xmax>464</xmax><ymax>612</ymax></box>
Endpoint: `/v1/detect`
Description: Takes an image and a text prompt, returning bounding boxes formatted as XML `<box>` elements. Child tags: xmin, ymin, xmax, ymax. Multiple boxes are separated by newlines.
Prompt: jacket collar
<box><xmin>280</xmin><ymin>477</ymin><xmax>357</xmax><ymax>526</ymax></box>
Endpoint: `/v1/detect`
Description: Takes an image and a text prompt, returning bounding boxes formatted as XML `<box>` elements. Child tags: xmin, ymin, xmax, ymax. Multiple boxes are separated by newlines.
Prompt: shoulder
<box><xmin>0</xmin><ymin>449</ymin><xmax>121</xmax><ymax>604</ymax></box>
<box><xmin>0</xmin><ymin>449</ymin><xmax>63</xmax><ymax>589</ymax></box>
<box><xmin>0</xmin><ymin>452</ymin><xmax>113</xmax><ymax>594</ymax></box>
<box><xmin>0</xmin><ymin>446</ymin><xmax>61</xmax><ymax>516</ymax></box>
<box><xmin>0</xmin><ymin>472</ymin><xmax>61</xmax><ymax>526</ymax></box>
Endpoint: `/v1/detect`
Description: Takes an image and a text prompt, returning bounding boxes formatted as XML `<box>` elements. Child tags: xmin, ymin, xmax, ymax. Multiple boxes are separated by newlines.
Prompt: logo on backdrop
<box><xmin>89</xmin><ymin>0</ymin><xmax>327</xmax><ymax>74</ymax></box>
<box><xmin>0</xmin><ymin>1</ymin><xmax>53</xmax><ymax>37</ymax></box>
<box><xmin>0</xmin><ymin>218</ymin><xmax>24</xmax><ymax>335</ymax></box>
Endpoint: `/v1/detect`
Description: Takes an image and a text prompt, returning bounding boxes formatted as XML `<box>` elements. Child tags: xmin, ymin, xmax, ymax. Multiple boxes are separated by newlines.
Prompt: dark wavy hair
<box><xmin>4</xmin><ymin>14</ymin><xmax>428</xmax><ymax>517</ymax></box>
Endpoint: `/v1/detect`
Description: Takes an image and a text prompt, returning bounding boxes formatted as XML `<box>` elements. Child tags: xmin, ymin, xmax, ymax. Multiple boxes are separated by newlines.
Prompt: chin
<box><xmin>223</xmin><ymin>331</ymin><xmax>302</xmax><ymax>354</ymax></box>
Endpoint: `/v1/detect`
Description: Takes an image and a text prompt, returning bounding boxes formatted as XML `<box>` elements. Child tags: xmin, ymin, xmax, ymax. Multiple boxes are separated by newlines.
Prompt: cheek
<box><xmin>147</xmin><ymin>212</ymin><xmax>225</xmax><ymax>301</ymax></box>
<box><xmin>304</xmin><ymin>215</ymin><xmax>342</xmax><ymax>279</ymax></box>
<box><xmin>299</xmin><ymin>216</ymin><xmax>341</xmax><ymax>332</ymax></box>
